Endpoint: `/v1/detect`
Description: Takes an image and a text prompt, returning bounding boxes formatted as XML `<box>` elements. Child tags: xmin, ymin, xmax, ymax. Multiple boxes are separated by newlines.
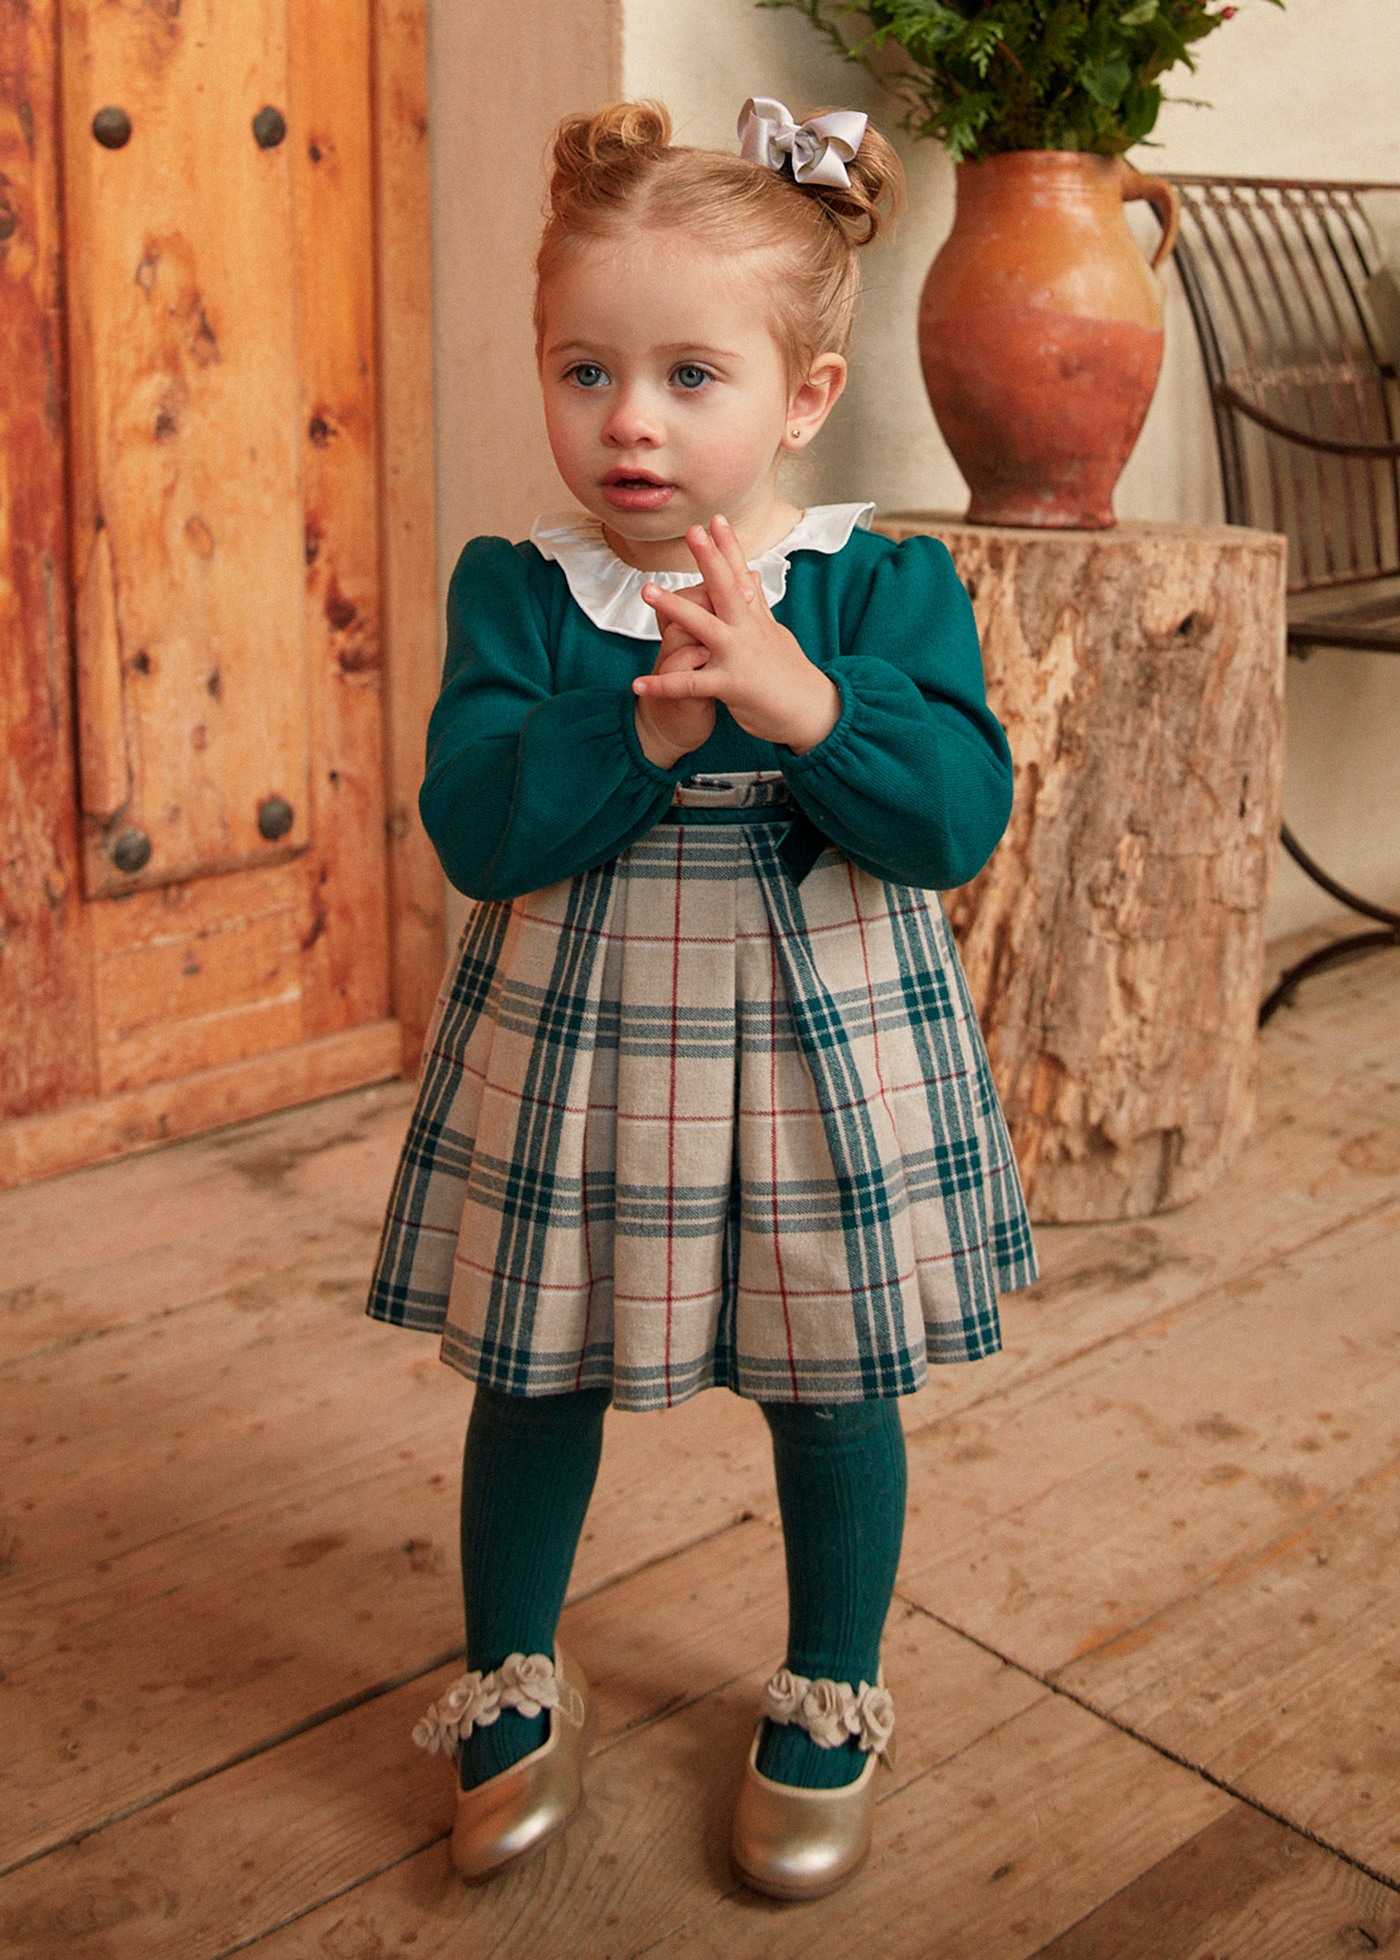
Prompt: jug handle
<box><xmin>1119</xmin><ymin>162</ymin><xmax>1181</xmax><ymax>272</ymax></box>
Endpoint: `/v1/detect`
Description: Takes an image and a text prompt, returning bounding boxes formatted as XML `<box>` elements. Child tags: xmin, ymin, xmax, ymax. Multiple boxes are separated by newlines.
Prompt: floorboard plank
<box><xmin>0</xmin><ymin>1664</ymin><xmax>457</xmax><ymax>1960</ymax></box>
<box><xmin>892</xmin><ymin>1199</ymin><xmax>1400</xmax><ymax>1677</ymax></box>
<box><xmin>0</xmin><ymin>1083</ymin><xmax>411</xmax><ymax>1365</ymax></box>
<box><xmin>0</xmin><ymin>1516</ymin><xmax>779</xmax><ymax>1958</ymax></box>
<box><xmin>1059</xmin><ymin>1459</ymin><xmax>1400</xmax><ymax>1884</ymax></box>
<box><xmin>2</xmin><ymin>1263</ymin><xmax>453</xmax><ymax>1590</ymax></box>
<box><xmin>1032</xmin><ymin>1804</ymin><xmax>1400</xmax><ymax>1960</ymax></box>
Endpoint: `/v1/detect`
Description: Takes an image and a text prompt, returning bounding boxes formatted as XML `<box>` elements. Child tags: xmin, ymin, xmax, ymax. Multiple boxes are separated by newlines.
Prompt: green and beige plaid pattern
<box><xmin>369</xmin><ymin>783</ymin><xmax>1036</xmax><ymax>1411</ymax></box>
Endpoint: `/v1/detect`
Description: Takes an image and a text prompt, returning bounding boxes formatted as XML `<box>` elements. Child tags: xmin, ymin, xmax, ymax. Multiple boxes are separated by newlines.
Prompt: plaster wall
<box><xmin>427</xmin><ymin>0</ymin><xmax>619</xmax><ymax>596</ymax></box>
<box><xmin>427</xmin><ymin>0</ymin><xmax>619</xmax><ymax>943</ymax></box>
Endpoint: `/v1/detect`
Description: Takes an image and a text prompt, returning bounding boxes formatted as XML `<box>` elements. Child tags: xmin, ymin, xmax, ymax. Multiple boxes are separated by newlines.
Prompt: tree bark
<box><xmin>880</xmin><ymin>517</ymin><xmax>1288</xmax><ymax>1223</ymax></box>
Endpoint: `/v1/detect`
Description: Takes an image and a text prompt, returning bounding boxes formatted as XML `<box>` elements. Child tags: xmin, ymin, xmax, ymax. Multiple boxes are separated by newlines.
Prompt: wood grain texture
<box><xmin>4</xmin><ymin>1</ymin><xmax>405</xmax><ymax>1176</ymax></box>
<box><xmin>1034</xmin><ymin>1804</ymin><xmax>1400</xmax><ymax>1960</ymax></box>
<box><xmin>879</xmin><ymin>515</ymin><xmax>1289</xmax><ymax>1224</ymax></box>
<box><xmin>895</xmin><ymin>1199</ymin><xmax>1400</xmax><ymax>1680</ymax></box>
<box><xmin>372</xmin><ymin>0</ymin><xmax>442</xmax><ymax>1069</ymax></box>
<box><xmin>292</xmin><ymin>0</ymin><xmax>391</xmax><ymax>1038</ymax></box>
<box><xmin>89</xmin><ymin>862</ymin><xmax>304</xmax><ymax>1094</ymax></box>
<box><xmin>0</xmin><ymin>1662</ymin><xmax>461</xmax><ymax>1958</ymax></box>
<box><xmin>0</xmin><ymin>1018</ymin><xmax>401</xmax><ymax>1189</ymax></box>
<box><xmin>1060</xmin><ymin>1454</ymin><xmax>1400</xmax><ymax>1885</ymax></box>
<box><xmin>664</xmin><ymin>1696</ymin><xmax>1230</xmax><ymax>1960</ymax></box>
<box><xmin>0</xmin><ymin>1550</ymin><xmax>1035</xmax><ymax>1959</ymax></box>
<box><xmin>0</xmin><ymin>1350</ymin><xmax>773</xmax><ymax>1863</ymax></box>
<box><xmin>3</xmin><ymin>1257</ymin><xmax>435</xmax><ymax>1592</ymax></box>
<box><xmin>0</xmin><ymin>1079</ymin><xmax>409</xmax><ymax>1363</ymax></box>
<box><xmin>61</xmin><ymin>0</ymin><xmax>312</xmax><ymax>897</ymax></box>
<box><xmin>0</xmin><ymin>1431</ymin><xmax>464</xmax><ymax>1868</ymax></box>
<box><xmin>0</xmin><ymin>0</ymin><xmax>98</xmax><ymax>1118</ymax></box>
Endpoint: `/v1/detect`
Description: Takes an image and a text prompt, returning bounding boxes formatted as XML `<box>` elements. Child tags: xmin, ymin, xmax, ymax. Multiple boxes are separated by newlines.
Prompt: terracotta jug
<box><xmin>919</xmin><ymin>151</ymin><xmax>1180</xmax><ymax>529</ymax></box>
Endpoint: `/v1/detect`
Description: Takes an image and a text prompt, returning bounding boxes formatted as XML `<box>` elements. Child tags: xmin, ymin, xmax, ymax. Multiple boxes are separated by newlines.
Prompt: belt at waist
<box><xmin>660</xmin><ymin>774</ymin><xmax>827</xmax><ymax>882</ymax></box>
<box><xmin>667</xmin><ymin>770</ymin><xmax>788</xmax><ymax>810</ymax></box>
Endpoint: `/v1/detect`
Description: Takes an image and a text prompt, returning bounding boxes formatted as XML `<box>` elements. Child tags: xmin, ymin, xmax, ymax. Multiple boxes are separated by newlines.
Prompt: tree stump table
<box><xmin>878</xmin><ymin>516</ymin><xmax>1288</xmax><ymax>1223</ymax></box>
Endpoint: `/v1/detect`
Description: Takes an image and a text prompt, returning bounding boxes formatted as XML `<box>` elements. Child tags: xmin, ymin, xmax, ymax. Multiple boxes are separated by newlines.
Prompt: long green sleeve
<box><xmin>420</xmin><ymin>537</ymin><xmax>684</xmax><ymax>901</ymax></box>
<box><xmin>780</xmin><ymin>535</ymin><xmax>1013</xmax><ymax>890</ymax></box>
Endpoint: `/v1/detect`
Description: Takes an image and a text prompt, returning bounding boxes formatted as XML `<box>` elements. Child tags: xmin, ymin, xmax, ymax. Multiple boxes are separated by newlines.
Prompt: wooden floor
<box><xmin>3</xmin><ymin>943</ymin><xmax>1398</xmax><ymax>1959</ymax></box>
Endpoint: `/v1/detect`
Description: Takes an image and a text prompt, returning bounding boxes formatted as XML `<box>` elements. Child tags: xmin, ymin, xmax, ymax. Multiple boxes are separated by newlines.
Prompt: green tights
<box><xmin>456</xmin><ymin>1384</ymin><xmax>906</xmax><ymax>1793</ymax></box>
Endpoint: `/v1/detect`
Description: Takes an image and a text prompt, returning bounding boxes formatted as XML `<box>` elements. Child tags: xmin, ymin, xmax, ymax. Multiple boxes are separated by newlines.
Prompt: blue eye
<box><xmin>673</xmin><ymin>364</ymin><xmax>710</xmax><ymax>391</ymax></box>
<box><xmin>569</xmin><ymin>363</ymin><xmax>609</xmax><ymax>389</ymax></box>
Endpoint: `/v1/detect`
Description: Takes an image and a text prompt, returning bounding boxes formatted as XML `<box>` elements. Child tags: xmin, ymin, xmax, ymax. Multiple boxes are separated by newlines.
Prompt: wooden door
<box><xmin>0</xmin><ymin>0</ymin><xmax>441</xmax><ymax>1187</ymax></box>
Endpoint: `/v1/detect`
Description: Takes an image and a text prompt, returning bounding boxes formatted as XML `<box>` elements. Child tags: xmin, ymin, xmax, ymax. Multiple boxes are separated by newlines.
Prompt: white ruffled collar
<box><xmin>529</xmin><ymin>502</ymin><xmax>875</xmax><ymax>641</ymax></box>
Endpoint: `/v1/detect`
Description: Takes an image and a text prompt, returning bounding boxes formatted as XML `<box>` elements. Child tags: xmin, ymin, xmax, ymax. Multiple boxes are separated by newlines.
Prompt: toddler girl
<box><xmin>369</xmin><ymin>95</ymin><xmax>1036</xmax><ymax>1901</ymax></box>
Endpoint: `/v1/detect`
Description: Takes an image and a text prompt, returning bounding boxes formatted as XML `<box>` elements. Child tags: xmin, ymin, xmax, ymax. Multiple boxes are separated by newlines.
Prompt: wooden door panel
<box><xmin>1</xmin><ymin>0</ymin><xmax>434</xmax><ymax>1183</ymax></box>
<box><xmin>89</xmin><ymin>865</ymin><xmax>305</xmax><ymax>1095</ymax></box>
<box><xmin>288</xmin><ymin>0</ymin><xmax>391</xmax><ymax>1036</ymax></box>
<box><xmin>0</xmin><ymin>2</ymin><xmax>99</xmax><ymax>1120</ymax></box>
<box><xmin>62</xmin><ymin>0</ymin><xmax>311</xmax><ymax>898</ymax></box>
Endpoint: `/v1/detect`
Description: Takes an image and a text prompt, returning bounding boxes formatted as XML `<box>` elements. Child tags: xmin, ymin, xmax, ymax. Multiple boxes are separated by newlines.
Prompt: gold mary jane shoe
<box><xmin>413</xmin><ymin>1646</ymin><xmax>595</xmax><ymax>1884</ymax></box>
<box><xmin>730</xmin><ymin>1668</ymin><xmax>894</xmax><ymax>1903</ymax></box>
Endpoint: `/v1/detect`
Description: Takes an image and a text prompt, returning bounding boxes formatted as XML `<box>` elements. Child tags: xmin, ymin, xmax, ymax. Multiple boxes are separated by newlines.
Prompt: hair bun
<box><xmin>536</xmin><ymin>98</ymin><xmax>903</xmax><ymax>372</ymax></box>
<box><xmin>548</xmin><ymin>100</ymin><xmax>672</xmax><ymax>215</ymax></box>
<box><xmin>796</xmin><ymin>116</ymin><xmax>903</xmax><ymax>247</ymax></box>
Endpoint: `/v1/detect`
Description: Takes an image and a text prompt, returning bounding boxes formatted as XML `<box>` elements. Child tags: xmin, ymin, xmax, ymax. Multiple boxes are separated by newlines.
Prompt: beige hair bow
<box><xmin>738</xmin><ymin>96</ymin><xmax>868</xmax><ymax>191</ymax></box>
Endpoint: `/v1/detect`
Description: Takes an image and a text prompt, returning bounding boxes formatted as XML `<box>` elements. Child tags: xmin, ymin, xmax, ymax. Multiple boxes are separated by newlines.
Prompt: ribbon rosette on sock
<box><xmin>762</xmin><ymin>1666</ymin><xmax>896</xmax><ymax>1755</ymax></box>
<box><xmin>801</xmin><ymin>1677</ymin><xmax>859</xmax><ymax>1750</ymax></box>
<box><xmin>496</xmin><ymin>1651</ymin><xmax>574</xmax><ymax>1721</ymax></box>
<box><xmin>413</xmin><ymin>1668</ymin><xmax>501</xmax><ymax>1757</ymax></box>
<box><xmin>762</xmin><ymin>1665</ymin><xmax>807</xmax><ymax>1726</ymax></box>
<box><xmin>852</xmin><ymin>1683</ymin><xmax>895</xmax><ymax>1755</ymax></box>
<box><xmin>413</xmin><ymin>1651</ymin><xmax>584</xmax><ymax>1758</ymax></box>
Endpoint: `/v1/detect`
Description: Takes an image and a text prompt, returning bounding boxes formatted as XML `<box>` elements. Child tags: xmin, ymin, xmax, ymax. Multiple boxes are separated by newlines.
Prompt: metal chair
<box><xmin>1169</xmin><ymin>175</ymin><xmax>1400</xmax><ymax>1023</ymax></box>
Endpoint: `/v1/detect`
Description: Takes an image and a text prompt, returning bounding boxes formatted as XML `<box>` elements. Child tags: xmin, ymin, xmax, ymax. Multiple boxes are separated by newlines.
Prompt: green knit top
<box><xmin>421</xmin><ymin>526</ymin><xmax>1012</xmax><ymax>901</ymax></box>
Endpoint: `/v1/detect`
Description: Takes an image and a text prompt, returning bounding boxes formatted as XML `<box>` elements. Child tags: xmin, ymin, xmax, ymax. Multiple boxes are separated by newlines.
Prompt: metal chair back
<box><xmin>1170</xmin><ymin>175</ymin><xmax>1400</xmax><ymax>595</ymax></box>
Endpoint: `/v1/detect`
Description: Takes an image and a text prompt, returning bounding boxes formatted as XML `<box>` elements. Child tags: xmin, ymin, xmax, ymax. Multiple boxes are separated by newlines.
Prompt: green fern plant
<box><xmin>762</xmin><ymin>0</ymin><xmax>1283</xmax><ymax>161</ymax></box>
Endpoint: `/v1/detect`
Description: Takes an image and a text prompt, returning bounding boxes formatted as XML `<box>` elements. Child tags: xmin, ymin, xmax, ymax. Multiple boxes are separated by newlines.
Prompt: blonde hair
<box><xmin>534</xmin><ymin>100</ymin><xmax>903</xmax><ymax>379</ymax></box>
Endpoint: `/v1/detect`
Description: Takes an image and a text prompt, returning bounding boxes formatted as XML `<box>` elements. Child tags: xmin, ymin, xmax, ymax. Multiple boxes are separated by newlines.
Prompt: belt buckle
<box><xmin>672</xmin><ymin>771</ymin><xmax>788</xmax><ymax>809</ymax></box>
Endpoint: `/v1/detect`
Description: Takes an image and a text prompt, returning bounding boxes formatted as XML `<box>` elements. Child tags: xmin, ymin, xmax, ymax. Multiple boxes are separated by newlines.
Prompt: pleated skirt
<box><xmin>368</xmin><ymin>774</ymin><xmax>1036</xmax><ymax>1411</ymax></box>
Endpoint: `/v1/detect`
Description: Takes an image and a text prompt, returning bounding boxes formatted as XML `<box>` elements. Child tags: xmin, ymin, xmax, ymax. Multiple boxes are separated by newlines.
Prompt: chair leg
<box><xmin>1261</xmin><ymin>824</ymin><xmax>1400</xmax><ymax>1026</ymax></box>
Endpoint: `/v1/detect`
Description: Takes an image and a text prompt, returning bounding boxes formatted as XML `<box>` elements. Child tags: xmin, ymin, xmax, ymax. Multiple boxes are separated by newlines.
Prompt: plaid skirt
<box><xmin>368</xmin><ymin>774</ymin><xmax>1036</xmax><ymax>1410</ymax></box>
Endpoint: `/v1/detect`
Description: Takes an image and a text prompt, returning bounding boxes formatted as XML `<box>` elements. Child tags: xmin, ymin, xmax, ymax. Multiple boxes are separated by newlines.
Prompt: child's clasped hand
<box><xmin>634</xmin><ymin>515</ymin><xmax>842</xmax><ymax>760</ymax></box>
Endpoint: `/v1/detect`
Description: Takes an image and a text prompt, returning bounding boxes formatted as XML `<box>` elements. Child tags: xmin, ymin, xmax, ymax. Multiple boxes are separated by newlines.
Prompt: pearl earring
<box><xmin>791</xmin><ymin>428</ymin><xmax>801</xmax><ymax>440</ymax></box>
